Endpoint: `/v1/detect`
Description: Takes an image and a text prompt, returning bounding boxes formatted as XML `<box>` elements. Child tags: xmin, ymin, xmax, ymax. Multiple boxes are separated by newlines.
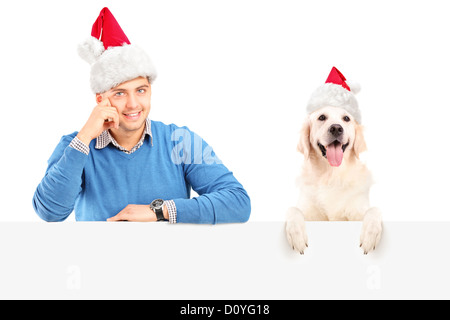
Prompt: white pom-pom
<box><xmin>347</xmin><ymin>81</ymin><xmax>361</xmax><ymax>95</ymax></box>
<box><xmin>77</xmin><ymin>36</ymin><xmax>104</xmax><ymax>65</ymax></box>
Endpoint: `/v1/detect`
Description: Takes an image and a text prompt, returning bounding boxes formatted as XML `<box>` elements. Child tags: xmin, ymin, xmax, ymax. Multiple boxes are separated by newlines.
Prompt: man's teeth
<box><xmin>125</xmin><ymin>112</ymin><xmax>140</xmax><ymax>116</ymax></box>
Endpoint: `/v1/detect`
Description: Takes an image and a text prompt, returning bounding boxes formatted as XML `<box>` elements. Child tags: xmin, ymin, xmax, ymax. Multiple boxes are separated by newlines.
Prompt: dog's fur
<box><xmin>285</xmin><ymin>106</ymin><xmax>382</xmax><ymax>254</ymax></box>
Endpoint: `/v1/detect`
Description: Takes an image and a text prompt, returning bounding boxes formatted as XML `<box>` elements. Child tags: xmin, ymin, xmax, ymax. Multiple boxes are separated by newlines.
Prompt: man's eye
<box><xmin>318</xmin><ymin>115</ymin><xmax>327</xmax><ymax>121</ymax></box>
<box><xmin>343</xmin><ymin>116</ymin><xmax>350</xmax><ymax>122</ymax></box>
<box><xmin>137</xmin><ymin>89</ymin><xmax>145</xmax><ymax>94</ymax></box>
<box><xmin>115</xmin><ymin>92</ymin><xmax>124</xmax><ymax>97</ymax></box>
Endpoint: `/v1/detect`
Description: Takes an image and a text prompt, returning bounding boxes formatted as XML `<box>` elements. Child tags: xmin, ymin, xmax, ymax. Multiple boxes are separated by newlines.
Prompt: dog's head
<box><xmin>298</xmin><ymin>106</ymin><xmax>366</xmax><ymax>167</ymax></box>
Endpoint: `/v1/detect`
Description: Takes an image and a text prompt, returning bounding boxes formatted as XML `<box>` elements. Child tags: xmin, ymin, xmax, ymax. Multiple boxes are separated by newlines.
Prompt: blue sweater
<box><xmin>32</xmin><ymin>120</ymin><xmax>251</xmax><ymax>223</ymax></box>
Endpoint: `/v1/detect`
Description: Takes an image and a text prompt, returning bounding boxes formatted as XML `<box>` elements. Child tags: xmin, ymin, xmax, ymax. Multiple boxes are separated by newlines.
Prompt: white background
<box><xmin>1</xmin><ymin>0</ymin><xmax>449</xmax><ymax>222</ymax></box>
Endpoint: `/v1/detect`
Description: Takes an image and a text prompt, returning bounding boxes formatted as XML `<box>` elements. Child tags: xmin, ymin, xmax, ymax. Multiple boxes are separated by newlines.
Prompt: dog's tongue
<box><xmin>326</xmin><ymin>143</ymin><xmax>343</xmax><ymax>167</ymax></box>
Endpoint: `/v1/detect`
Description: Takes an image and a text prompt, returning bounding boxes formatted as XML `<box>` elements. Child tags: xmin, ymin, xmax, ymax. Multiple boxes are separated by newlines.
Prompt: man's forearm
<box><xmin>33</xmin><ymin>137</ymin><xmax>88</xmax><ymax>221</ymax></box>
<box><xmin>173</xmin><ymin>188</ymin><xmax>251</xmax><ymax>224</ymax></box>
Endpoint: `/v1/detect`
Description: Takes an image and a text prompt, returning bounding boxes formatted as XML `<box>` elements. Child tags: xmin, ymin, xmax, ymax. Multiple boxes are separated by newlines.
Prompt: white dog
<box><xmin>285</xmin><ymin>67</ymin><xmax>382</xmax><ymax>254</ymax></box>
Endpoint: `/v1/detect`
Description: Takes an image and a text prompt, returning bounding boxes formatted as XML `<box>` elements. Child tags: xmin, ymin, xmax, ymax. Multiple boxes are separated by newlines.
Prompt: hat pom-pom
<box><xmin>78</xmin><ymin>36</ymin><xmax>105</xmax><ymax>65</ymax></box>
<box><xmin>347</xmin><ymin>81</ymin><xmax>361</xmax><ymax>95</ymax></box>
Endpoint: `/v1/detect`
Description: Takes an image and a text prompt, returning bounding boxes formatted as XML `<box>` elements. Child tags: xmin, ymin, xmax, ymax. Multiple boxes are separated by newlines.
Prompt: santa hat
<box><xmin>77</xmin><ymin>7</ymin><xmax>157</xmax><ymax>94</ymax></box>
<box><xmin>306</xmin><ymin>67</ymin><xmax>362</xmax><ymax>123</ymax></box>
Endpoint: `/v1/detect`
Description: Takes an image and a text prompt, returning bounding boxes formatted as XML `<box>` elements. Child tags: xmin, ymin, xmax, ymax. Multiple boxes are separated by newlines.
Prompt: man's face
<box><xmin>97</xmin><ymin>77</ymin><xmax>151</xmax><ymax>134</ymax></box>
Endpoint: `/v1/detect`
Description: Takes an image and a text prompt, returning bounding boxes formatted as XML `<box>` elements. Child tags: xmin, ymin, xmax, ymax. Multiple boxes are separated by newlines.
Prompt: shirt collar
<box><xmin>95</xmin><ymin>117</ymin><xmax>153</xmax><ymax>151</ymax></box>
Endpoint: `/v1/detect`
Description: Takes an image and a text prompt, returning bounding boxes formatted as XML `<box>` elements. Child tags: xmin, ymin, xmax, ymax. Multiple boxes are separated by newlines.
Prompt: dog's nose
<box><xmin>329</xmin><ymin>124</ymin><xmax>344</xmax><ymax>137</ymax></box>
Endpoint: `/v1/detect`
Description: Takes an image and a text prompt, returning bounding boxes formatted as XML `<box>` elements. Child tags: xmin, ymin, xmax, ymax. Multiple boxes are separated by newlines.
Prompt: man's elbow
<box><xmin>32</xmin><ymin>196</ymin><xmax>69</xmax><ymax>222</ymax></box>
<box><xmin>239</xmin><ymin>207</ymin><xmax>251</xmax><ymax>223</ymax></box>
<box><xmin>234</xmin><ymin>189</ymin><xmax>251</xmax><ymax>223</ymax></box>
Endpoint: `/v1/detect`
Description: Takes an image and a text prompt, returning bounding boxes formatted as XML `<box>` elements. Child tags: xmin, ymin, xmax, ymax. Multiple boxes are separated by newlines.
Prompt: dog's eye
<box><xmin>318</xmin><ymin>115</ymin><xmax>327</xmax><ymax>121</ymax></box>
<box><xmin>343</xmin><ymin>116</ymin><xmax>351</xmax><ymax>122</ymax></box>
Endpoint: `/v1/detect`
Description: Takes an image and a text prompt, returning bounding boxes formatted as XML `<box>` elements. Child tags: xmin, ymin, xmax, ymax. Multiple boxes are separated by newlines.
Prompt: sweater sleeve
<box><xmin>32</xmin><ymin>133</ymin><xmax>89</xmax><ymax>222</ymax></box>
<box><xmin>171</xmin><ymin>127</ymin><xmax>251</xmax><ymax>224</ymax></box>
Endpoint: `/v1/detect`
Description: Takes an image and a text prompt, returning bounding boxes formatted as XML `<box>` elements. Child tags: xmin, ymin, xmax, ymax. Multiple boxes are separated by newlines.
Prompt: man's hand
<box><xmin>107</xmin><ymin>204</ymin><xmax>169</xmax><ymax>222</ymax></box>
<box><xmin>77</xmin><ymin>97</ymin><xmax>119</xmax><ymax>145</ymax></box>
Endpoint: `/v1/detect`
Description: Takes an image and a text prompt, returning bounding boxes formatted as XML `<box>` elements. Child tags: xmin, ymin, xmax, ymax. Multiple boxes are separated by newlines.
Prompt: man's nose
<box><xmin>126</xmin><ymin>94</ymin><xmax>139</xmax><ymax>109</ymax></box>
<box><xmin>328</xmin><ymin>124</ymin><xmax>344</xmax><ymax>137</ymax></box>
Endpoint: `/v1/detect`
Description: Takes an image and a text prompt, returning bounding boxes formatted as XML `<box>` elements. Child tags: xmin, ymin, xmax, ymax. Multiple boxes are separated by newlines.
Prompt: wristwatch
<box><xmin>150</xmin><ymin>199</ymin><xmax>167</xmax><ymax>221</ymax></box>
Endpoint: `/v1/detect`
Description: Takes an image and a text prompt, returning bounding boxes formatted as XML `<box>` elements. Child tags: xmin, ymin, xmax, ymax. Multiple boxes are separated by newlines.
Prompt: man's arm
<box><xmin>33</xmin><ymin>97</ymin><xmax>119</xmax><ymax>222</ymax></box>
<box><xmin>170</xmin><ymin>128</ymin><xmax>251</xmax><ymax>224</ymax></box>
<box><xmin>32</xmin><ymin>134</ymin><xmax>89</xmax><ymax>221</ymax></box>
<box><xmin>106</xmin><ymin>203</ymin><xmax>169</xmax><ymax>222</ymax></box>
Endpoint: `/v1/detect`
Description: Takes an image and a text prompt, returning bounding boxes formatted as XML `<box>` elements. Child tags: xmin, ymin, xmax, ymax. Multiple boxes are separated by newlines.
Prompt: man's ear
<box><xmin>353</xmin><ymin>124</ymin><xmax>367</xmax><ymax>158</ymax></box>
<box><xmin>297</xmin><ymin>120</ymin><xmax>311</xmax><ymax>159</ymax></box>
<box><xmin>96</xmin><ymin>93</ymin><xmax>103</xmax><ymax>104</ymax></box>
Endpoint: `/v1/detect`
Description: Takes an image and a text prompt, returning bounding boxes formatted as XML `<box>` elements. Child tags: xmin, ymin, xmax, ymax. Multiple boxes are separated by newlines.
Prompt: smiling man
<box><xmin>32</xmin><ymin>7</ymin><xmax>251</xmax><ymax>223</ymax></box>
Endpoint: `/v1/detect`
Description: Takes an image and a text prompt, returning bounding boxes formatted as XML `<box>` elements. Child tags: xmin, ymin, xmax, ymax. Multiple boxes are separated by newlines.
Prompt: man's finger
<box><xmin>103</xmin><ymin>108</ymin><xmax>119</xmax><ymax>124</ymax></box>
<box><xmin>107</xmin><ymin>211</ymin><xmax>126</xmax><ymax>222</ymax></box>
<box><xmin>102</xmin><ymin>99</ymin><xmax>119</xmax><ymax>128</ymax></box>
<box><xmin>98</xmin><ymin>95</ymin><xmax>113</xmax><ymax>108</ymax></box>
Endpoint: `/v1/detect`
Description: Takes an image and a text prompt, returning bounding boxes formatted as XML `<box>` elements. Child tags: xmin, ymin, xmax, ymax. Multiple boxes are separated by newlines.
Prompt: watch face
<box><xmin>151</xmin><ymin>199</ymin><xmax>164</xmax><ymax>209</ymax></box>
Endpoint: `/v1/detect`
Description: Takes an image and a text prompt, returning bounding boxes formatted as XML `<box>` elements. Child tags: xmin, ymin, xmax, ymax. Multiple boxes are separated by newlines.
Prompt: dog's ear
<box><xmin>297</xmin><ymin>120</ymin><xmax>311</xmax><ymax>159</ymax></box>
<box><xmin>353</xmin><ymin>124</ymin><xmax>367</xmax><ymax>158</ymax></box>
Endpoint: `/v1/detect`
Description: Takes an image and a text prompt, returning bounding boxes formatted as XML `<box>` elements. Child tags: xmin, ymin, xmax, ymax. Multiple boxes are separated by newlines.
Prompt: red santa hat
<box><xmin>306</xmin><ymin>67</ymin><xmax>362</xmax><ymax>123</ymax></box>
<box><xmin>77</xmin><ymin>7</ymin><xmax>157</xmax><ymax>93</ymax></box>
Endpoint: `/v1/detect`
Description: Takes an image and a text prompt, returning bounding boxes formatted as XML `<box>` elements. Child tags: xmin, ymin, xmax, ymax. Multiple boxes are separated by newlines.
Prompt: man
<box><xmin>32</xmin><ymin>7</ymin><xmax>251</xmax><ymax>223</ymax></box>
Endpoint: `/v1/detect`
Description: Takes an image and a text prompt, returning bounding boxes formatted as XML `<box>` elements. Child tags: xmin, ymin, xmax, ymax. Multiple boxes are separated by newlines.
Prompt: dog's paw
<box><xmin>360</xmin><ymin>208</ymin><xmax>382</xmax><ymax>254</ymax></box>
<box><xmin>285</xmin><ymin>207</ymin><xmax>308</xmax><ymax>254</ymax></box>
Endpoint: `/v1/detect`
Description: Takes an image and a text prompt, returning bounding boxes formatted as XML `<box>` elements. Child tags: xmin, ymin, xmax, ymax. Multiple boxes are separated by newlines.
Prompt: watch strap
<box><xmin>154</xmin><ymin>206</ymin><xmax>165</xmax><ymax>221</ymax></box>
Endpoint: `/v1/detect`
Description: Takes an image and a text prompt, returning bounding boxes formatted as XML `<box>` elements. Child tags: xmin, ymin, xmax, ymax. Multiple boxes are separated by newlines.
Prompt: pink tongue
<box><xmin>326</xmin><ymin>143</ymin><xmax>343</xmax><ymax>167</ymax></box>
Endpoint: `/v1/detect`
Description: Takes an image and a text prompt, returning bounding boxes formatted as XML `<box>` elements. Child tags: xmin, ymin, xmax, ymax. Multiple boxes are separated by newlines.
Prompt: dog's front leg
<box><xmin>360</xmin><ymin>207</ymin><xmax>382</xmax><ymax>254</ymax></box>
<box><xmin>285</xmin><ymin>207</ymin><xmax>308</xmax><ymax>254</ymax></box>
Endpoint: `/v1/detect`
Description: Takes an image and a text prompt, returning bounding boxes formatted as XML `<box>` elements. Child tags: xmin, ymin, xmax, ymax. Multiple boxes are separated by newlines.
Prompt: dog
<box><xmin>285</xmin><ymin>67</ymin><xmax>382</xmax><ymax>254</ymax></box>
